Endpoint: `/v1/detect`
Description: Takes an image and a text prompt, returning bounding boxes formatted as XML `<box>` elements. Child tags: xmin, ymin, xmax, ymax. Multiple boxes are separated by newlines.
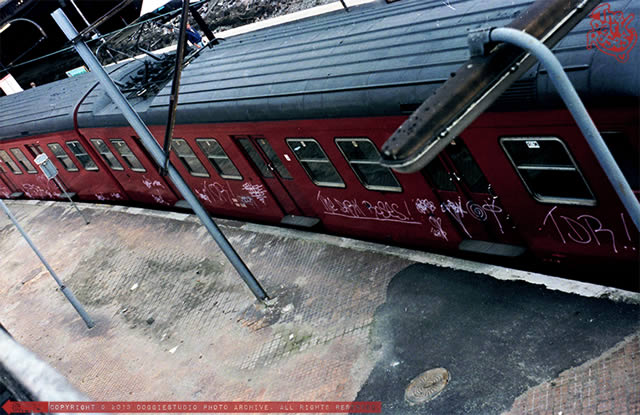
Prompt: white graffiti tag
<box><xmin>242</xmin><ymin>183</ymin><xmax>268</xmax><ymax>205</ymax></box>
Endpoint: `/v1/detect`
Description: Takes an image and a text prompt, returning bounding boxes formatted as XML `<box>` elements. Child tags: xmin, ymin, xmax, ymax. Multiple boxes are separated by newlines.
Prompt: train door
<box><xmin>233</xmin><ymin>135</ymin><xmax>303</xmax><ymax>216</ymax></box>
<box><xmin>88</xmin><ymin>136</ymin><xmax>178</xmax><ymax>206</ymax></box>
<box><xmin>0</xmin><ymin>158</ymin><xmax>19</xmax><ymax>197</ymax></box>
<box><xmin>423</xmin><ymin>138</ymin><xmax>526</xmax><ymax>256</ymax></box>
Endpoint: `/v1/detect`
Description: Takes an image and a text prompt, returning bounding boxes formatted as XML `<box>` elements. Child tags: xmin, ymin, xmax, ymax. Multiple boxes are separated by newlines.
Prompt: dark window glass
<box><xmin>91</xmin><ymin>139</ymin><xmax>123</xmax><ymax>170</ymax></box>
<box><xmin>10</xmin><ymin>148</ymin><xmax>37</xmax><ymax>174</ymax></box>
<box><xmin>172</xmin><ymin>139</ymin><xmax>209</xmax><ymax>177</ymax></box>
<box><xmin>196</xmin><ymin>138</ymin><xmax>241</xmax><ymax>180</ymax></box>
<box><xmin>601</xmin><ymin>132</ymin><xmax>639</xmax><ymax>190</ymax></box>
<box><xmin>66</xmin><ymin>141</ymin><xmax>98</xmax><ymax>171</ymax></box>
<box><xmin>256</xmin><ymin>138</ymin><xmax>292</xmax><ymax>179</ymax></box>
<box><xmin>110</xmin><ymin>139</ymin><xmax>146</xmax><ymax>172</ymax></box>
<box><xmin>287</xmin><ymin>139</ymin><xmax>344</xmax><ymax>187</ymax></box>
<box><xmin>238</xmin><ymin>138</ymin><xmax>273</xmax><ymax>178</ymax></box>
<box><xmin>424</xmin><ymin>157</ymin><xmax>456</xmax><ymax>191</ymax></box>
<box><xmin>47</xmin><ymin>143</ymin><xmax>78</xmax><ymax>172</ymax></box>
<box><xmin>26</xmin><ymin>144</ymin><xmax>44</xmax><ymax>157</ymax></box>
<box><xmin>446</xmin><ymin>139</ymin><xmax>489</xmax><ymax>194</ymax></box>
<box><xmin>336</xmin><ymin>138</ymin><xmax>401</xmax><ymax>192</ymax></box>
<box><xmin>0</xmin><ymin>150</ymin><xmax>22</xmax><ymax>174</ymax></box>
<box><xmin>501</xmin><ymin>137</ymin><xmax>595</xmax><ymax>205</ymax></box>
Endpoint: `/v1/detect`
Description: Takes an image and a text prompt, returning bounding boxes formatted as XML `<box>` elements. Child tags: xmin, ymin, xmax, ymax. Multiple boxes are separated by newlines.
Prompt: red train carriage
<box><xmin>0</xmin><ymin>0</ymin><xmax>637</xmax><ymax>276</ymax></box>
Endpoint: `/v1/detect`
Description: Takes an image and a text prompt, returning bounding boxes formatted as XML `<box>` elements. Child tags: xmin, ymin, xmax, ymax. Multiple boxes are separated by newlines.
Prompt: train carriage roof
<box><xmin>1</xmin><ymin>0</ymin><xmax>638</xmax><ymax>140</ymax></box>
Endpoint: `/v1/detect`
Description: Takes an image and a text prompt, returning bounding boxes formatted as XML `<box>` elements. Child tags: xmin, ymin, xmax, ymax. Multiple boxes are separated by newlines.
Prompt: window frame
<box><xmin>66</xmin><ymin>140</ymin><xmax>99</xmax><ymax>171</ymax></box>
<box><xmin>10</xmin><ymin>148</ymin><xmax>37</xmax><ymax>174</ymax></box>
<box><xmin>90</xmin><ymin>138</ymin><xmax>124</xmax><ymax>171</ymax></box>
<box><xmin>47</xmin><ymin>143</ymin><xmax>79</xmax><ymax>172</ymax></box>
<box><xmin>109</xmin><ymin>139</ymin><xmax>147</xmax><ymax>173</ymax></box>
<box><xmin>335</xmin><ymin>137</ymin><xmax>402</xmax><ymax>192</ymax></box>
<box><xmin>0</xmin><ymin>150</ymin><xmax>23</xmax><ymax>175</ymax></box>
<box><xmin>172</xmin><ymin>138</ymin><xmax>210</xmax><ymax>178</ymax></box>
<box><xmin>500</xmin><ymin>136</ymin><xmax>596</xmax><ymax>206</ymax></box>
<box><xmin>195</xmin><ymin>138</ymin><xmax>242</xmax><ymax>180</ymax></box>
<box><xmin>286</xmin><ymin>138</ymin><xmax>345</xmax><ymax>188</ymax></box>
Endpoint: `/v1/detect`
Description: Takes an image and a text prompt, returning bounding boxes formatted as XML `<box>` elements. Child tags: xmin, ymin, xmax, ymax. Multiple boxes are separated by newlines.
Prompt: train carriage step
<box><xmin>280</xmin><ymin>215</ymin><xmax>320</xmax><ymax>229</ymax></box>
<box><xmin>9</xmin><ymin>192</ymin><xmax>23</xmax><ymax>198</ymax></box>
<box><xmin>458</xmin><ymin>240</ymin><xmax>526</xmax><ymax>257</ymax></box>
<box><xmin>174</xmin><ymin>200</ymin><xmax>191</xmax><ymax>210</ymax></box>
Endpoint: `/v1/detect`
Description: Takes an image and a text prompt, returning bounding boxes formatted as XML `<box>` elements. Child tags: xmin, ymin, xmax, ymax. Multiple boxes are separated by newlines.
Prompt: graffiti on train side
<box><xmin>541</xmin><ymin>206</ymin><xmax>637</xmax><ymax>254</ymax></box>
<box><xmin>317</xmin><ymin>192</ymin><xmax>421</xmax><ymax>225</ymax></box>
<box><xmin>195</xmin><ymin>181</ymin><xmax>268</xmax><ymax>209</ymax></box>
<box><xmin>142</xmin><ymin>177</ymin><xmax>169</xmax><ymax>206</ymax></box>
<box><xmin>414</xmin><ymin>196</ymin><xmax>506</xmax><ymax>239</ymax></box>
<box><xmin>22</xmin><ymin>176</ymin><xmax>59</xmax><ymax>199</ymax></box>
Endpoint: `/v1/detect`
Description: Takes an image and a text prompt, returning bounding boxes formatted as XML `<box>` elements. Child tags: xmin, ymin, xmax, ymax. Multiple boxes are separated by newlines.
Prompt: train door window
<box><xmin>286</xmin><ymin>138</ymin><xmax>345</xmax><ymax>188</ymax></box>
<box><xmin>501</xmin><ymin>137</ymin><xmax>595</xmax><ymax>205</ymax></box>
<box><xmin>172</xmin><ymin>139</ymin><xmax>209</xmax><ymax>177</ymax></box>
<box><xmin>336</xmin><ymin>138</ymin><xmax>401</xmax><ymax>192</ymax></box>
<box><xmin>47</xmin><ymin>143</ymin><xmax>78</xmax><ymax>172</ymax></box>
<box><xmin>0</xmin><ymin>150</ymin><xmax>22</xmax><ymax>174</ymax></box>
<box><xmin>110</xmin><ymin>139</ymin><xmax>146</xmax><ymax>172</ymax></box>
<box><xmin>10</xmin><ymin>148</ymin><xmax>37</xmax><ymax>174</ymax></box>
<box><xmin>66</xmin><ymin>141</ymin><xmax>98</xmax><ymax>171</ymax></box>
<box><xmin>196</xmin><ymin>138</ymin><xmax>241</xmax><ymax>180</ymax></box>
<box><xmin>446</xmin><ymin>139</ymin><xmax>489</xmax><ymax>193</ymax></box>
<box><xmin>424</xmin><ymin>157</ymin><xmax>456</xmax><ymax>191</ymax></box>
<box><xmin>26</xmin><ymin>144</ymin><xmax>44</xmax><ymax>157</ymax></box>
<box><xmin>255</xmin><ymin>138</ymin><xmax>292</xmax><ymax>179</ymax></box>
<box><xmin>237</xmin><ymin>138</ymin><xmax>273</xmax><ymax>178</ymax></box>
<box><xmin>601</xmin><ymin>132</ymin><xmax>639</xmax><ymax>189</ymax></box>
<box><xmin>90</xmin><ymin>139</ymin><xmax>123</xmax><ymax>171</ymax></box>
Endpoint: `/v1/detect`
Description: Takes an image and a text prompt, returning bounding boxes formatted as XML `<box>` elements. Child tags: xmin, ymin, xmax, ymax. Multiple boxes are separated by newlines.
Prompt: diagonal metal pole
<box><xmin>52</xmin><ymin>8</ymin><xmax>270</xmax><ymax>302</ymax></box>
<box><xmin>0</xmin><ymin>200</ymin><xmax>94</xmax><ymax>328</ymax></box>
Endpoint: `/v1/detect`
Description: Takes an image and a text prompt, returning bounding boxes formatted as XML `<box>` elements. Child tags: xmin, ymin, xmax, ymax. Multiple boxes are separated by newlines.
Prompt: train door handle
<box><xmin>487</xmin><ymin>184</ymin><xmax>499</xmax><ymax>200</ymax></box>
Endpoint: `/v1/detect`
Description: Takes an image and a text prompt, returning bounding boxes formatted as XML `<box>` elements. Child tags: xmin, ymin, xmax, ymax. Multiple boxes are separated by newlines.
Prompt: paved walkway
<box><xmin>0</xmin><ymin>200</ymin><xmax>638</xmax><ymax>414</ymax></box>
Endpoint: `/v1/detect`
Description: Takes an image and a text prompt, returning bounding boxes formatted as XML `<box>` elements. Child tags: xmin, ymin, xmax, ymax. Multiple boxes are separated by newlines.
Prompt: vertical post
<box><xmin>52</xmin><ymin>176</ymin><xmax>91</xmax><ymax>225</ymax></box>
<box><xmin>52</xmin><ymin>8</ymin><xmax>270</xmax><ymax>302</ymax></box>
<box><xmin>0</xmin><ymin>200</ymin><xmax>95</xmax><ymax>329</ymax></box>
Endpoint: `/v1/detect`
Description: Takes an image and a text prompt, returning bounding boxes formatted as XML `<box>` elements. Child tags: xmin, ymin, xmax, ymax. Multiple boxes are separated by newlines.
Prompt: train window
<box><xmin>110</xmin><ymin>139</ymin><xmax>146</xmax><ymax>173</ymax></box>
<box><xmin>0</xmin><ymin>150</ymin><xmax>22</xmax><ymax>174</ymax></box>
<box><xmin>26</xmin><ymin>144</ymin><xmax>44</xmax><ymax>157</ymax></box>
<box><xmin>196</xmin><ymin>138</ymin><xmax>241</xmax><ymax>180</ymax></box>
<box><xmin>237</xmin><ymin>138</ymin><xmax>273</xmax><ymax>178</ymax></box>
<box><xmin>286</xmin><ymin>138</ymin><xmax>345</xmax><ymax>188</ymax></box>
<box><xmin>91</xmin><ymin>139</ymin><xmax>123</xmax><ymax>171</ymax></box>
<box><xmin>501</xmin><ymin>137</ymin><xmax>595</xmax><ymax>205</ymax></box>
<box><xmin>424</xmin><ymin>157</ymin><xmax>456</xmax><ymax>191</ymax></box>
<box><xmin>10</xmin><ymin>148</ymin><xmax>37</xmax><ymax>174</ymax></box>
<box><xmin>172</xmin><ymin>139</ymin><xmax>209</xmax><ymax>177</ymax></box>
<box><xmin>66</xmin><ymin>141</ymin><xmax>98</xmax><ymax>171</ymax></box>
<box><xmin>256</xmin><ymin>138</ymin><xmax>292</xmax><ymax>180</ymax></box>
<box><xmin>601</xmin><ymin>132</ymin><xmax>639</xmax><ymax>190</ymax></box>
<box><xmin>446</xmin><ymin>139</ymin><xmax>489</xmax><ymax>193</ymax></box>
<box><xmin>336</xmin><ymin>138</ymin><xmax>401</xmax><ymax>192</ymax></box>
<box><xmin>47</xmin><ymin>143</ymin><xmax>78</xmax><ymax>172</ymax></box>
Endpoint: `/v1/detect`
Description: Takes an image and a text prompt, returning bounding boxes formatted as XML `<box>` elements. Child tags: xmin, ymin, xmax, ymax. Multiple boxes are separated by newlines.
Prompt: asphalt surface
<box><xmin>353</xmin><ymin>263</ymin><xmax>640</xmax><ymax>414</ymax></box>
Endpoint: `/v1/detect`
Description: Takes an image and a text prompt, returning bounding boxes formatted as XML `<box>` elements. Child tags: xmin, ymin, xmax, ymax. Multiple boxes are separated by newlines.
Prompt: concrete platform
<box><xmin>0</xmin><ymin>200</ymin><xmax>638</xmax><ymax>415</ymax></box>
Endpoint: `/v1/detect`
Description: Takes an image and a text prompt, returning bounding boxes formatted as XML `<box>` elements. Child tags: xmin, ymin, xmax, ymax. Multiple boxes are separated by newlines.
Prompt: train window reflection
<box><xmin>172</xmin><ymin>139</ymin><xmax>209</xmax><ymax>177</ymax></box>
<box><xmin>446</xmin><ymin>139</ymin><xmax>489</xmax><ymax>194</ymax></box>
<box><xmin>91</xmin><ymin>139</ymin><xmax>123</xmax><ymax>171</ymax></box>
<box><xmin>336</xmin><ymin>138</ymin><xmax>401</xmax><ymax>192</ymax></box>
<box><xmin>47</xmin><ymin>143</ymin><xmax>78</xmax><ymax>172</ymax></box>
<box><xmin>66</xmin><ymin>141</ymin><xmax>98</xmax><ymax>171</ymax></box>
<box><xmin>10</xmin><ymin>148</ymin><xmax>37</xmax><ymax>174</ymax></box>
<box><xmin>0</xmin><ymin>150</ymin><xmax>22</xmax><ymax>174</ymax></box>
<box><xmin>501</xmin><ymin>137</ymin><xmax>595</xmax><ymax>205</ymax></box>
<box><xmin>256</xmin><ymin>138</ymin><xmax>292</xmax><ymax>180</ymax></box>
<box><xmin>110</xmin><ymin>139</ymin><xmax>146</xmax><ymax>173</ymax></box>
<box><xmin>196</xmin><ymin>138</ymin><xmax>242</xmax><ymax>180</ymax></box>
<box><xmin>424</xmin><ymin>157</ymin><xmax>455</xmax><ymax>191</ymax></box>
<box><xmin>287</xmin><ymin>138</ymin><xmax>344</xmax><ymax>188</ymax></box>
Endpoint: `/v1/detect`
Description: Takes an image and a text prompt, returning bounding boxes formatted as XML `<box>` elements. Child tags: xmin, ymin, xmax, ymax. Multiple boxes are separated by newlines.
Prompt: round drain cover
<box><xmin>405</xmin><ymin>367</ymin><xmax>450</xmax><ymax>405</ymax></box>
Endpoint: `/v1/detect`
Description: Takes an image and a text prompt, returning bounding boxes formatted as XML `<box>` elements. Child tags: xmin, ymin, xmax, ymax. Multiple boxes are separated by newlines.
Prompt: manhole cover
<box><xmin>405</xmin><ymin>367</ymin><xmax>450</xmax><ymax>405</ymax></box>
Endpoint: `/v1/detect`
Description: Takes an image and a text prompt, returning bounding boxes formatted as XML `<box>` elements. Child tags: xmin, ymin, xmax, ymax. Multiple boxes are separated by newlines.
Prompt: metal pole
<box><xmin>52</xmin><ymin>8</ymin><xmax>270</xmax><ymax>302</ymax></box>
<box><xmin>489</xmin><ymin>27</ymin><xmax>640</xmax><ymax>232</ymax></box>
<box><xmin>0</xmin><ymin>200</ymin><xmax>95</xmax><ymax>328</ymax></box>
<box><xmin>52</xmin><ymin>176</ymin><xmax>90</xmax><ymax>225</ymax></box>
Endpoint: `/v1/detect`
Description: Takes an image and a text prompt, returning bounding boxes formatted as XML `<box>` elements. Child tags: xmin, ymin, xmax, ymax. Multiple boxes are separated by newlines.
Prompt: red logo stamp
<box><xmin>587</xmin><ymin>3</ymin><xmax>637</xmax><ymax>62</ymax></box>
